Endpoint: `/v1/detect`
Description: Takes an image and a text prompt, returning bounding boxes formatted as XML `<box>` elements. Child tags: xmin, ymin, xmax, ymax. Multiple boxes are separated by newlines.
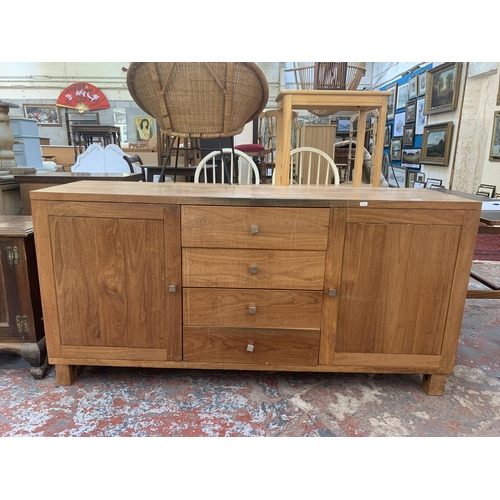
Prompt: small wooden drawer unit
<box><xmin>30</xmin><ymin>182</ymin><xmax>481</xmax><ymax>394</ymax></box>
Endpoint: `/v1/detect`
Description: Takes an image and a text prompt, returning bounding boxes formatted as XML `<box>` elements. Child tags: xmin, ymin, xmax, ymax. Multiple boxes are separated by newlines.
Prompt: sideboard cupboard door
<box><xmin>0</xmin><ymin>238</ymin><xmax>22</xmax><ymax>338</ymax></box>
<box><xmin>333</xmin><ymin>212</ymin><xmax>464</xmax><ymax>365</ymax></box>
<box><xmin>45</xmin><ymin>203</ymin><xmax>181</xmax><ymax>361</ymax></box>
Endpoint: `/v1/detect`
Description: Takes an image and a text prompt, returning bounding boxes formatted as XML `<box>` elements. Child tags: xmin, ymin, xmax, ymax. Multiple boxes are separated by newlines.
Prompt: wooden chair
<box><xmin>194</xmin><ymin>148</ymin><xmax>260</xmax><ymax>184</ymax></box>
<box><xmin>123</xmin><ymin>154</ymin><xmax>145</xmax><ymax>181</ymax></box>
<box><xmin>282</xmin><ymin>147</ymin><xmax>340</xmax><ymax>185</ymax></box>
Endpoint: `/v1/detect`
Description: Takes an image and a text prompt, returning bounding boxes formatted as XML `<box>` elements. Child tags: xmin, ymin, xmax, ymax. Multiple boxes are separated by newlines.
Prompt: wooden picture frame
<box><xmin>403</xmin><ymin>125</ymin><xmax>415</xmax><ymax>147</ymax></box>
<box><xmin>409</xmin><ymin>76</ymin><xmax>418</xmax><ymax>100</ymax></box>
<box><xmin>414</xmin><ymin>181</ymin><xmax>425</xmax><ymax>188</ymax></box>
<box><xmin>384</xmin><ymin>124</ymin><xmax>392</xmax><ymax>148</ymax></box>
<box><xmin>396</xmin><ymin>82</ymin><xmax>409</xmax><ymax>110</ymax></box>
<box><xmin>390</xmin><ymin>138</ymin><xmax>402</xmax><ymax>161</ymax></box>
<box><xmin>416</xmin><ymin>172</ymin><xmax>425</xmax><ymax>183</ymax></box>
<box><xmin>489</xmin><ymin>110</ymin><xmax>500</xmax><ymax>161</ymax></box>
<box><xmin>386</xmin><ymin>83</ymin><xmax>397</xmax><ymax>120</ymax></box>
<box><xmin>476</xmin><ymin>184</ymin><xmax>496</xmax><ymax>198</ymax></box>
<box><xmin>425</xmin><ymin>178</ymin><xmax>443</xmax><ymax>188</ymax></box>
<box><xmin>424</xmin><ymin>62</ymin><xmax>462</xmax><ymax>115</ymax></box>
<box><xmin>22</xmin><ymin>104</ymin><xmax>62</xmax><ymax>126</ymax></box>
<box><xmin>336</xmin><ymin>117</ymin><xmax>351</xmax><ymax>135</ymax></box>
<box><xmin>421</xmin><ymin>122</ymin><xmax>453</xmax><ymax>166</ymax></box>
<box><xmin>418</xmin><ymin>72</ymin><xmax>427</xmax><ymax>97</ymax></box>
<box><xmin>401</xmin><ymin>148</ymin><xmax>420</xmax><ymax>167</ymax></box>
<box><xmin>388</xmin><ymin>165</ymin><xmax>407</xmax><ymax>188</ymax></box>
<box><xmin>406</xmin><ymin>170</ymin><xmax>419</xmax><ymax>188</ymax></box>
<box><xmin>405</xmin><ymin>100</ymin><xmax>417</xmax><ymax>123</ymax></box>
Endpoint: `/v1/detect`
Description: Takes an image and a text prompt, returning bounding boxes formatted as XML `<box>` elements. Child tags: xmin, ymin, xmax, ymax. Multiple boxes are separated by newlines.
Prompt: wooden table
<box><xmin>14</xmin><ymin>172</ymin><xmax>143</xmax><ymax>215</ymax></box>
<box><xmin>274</xmin><ymin>90</ymin><xmax>391</xmax><ymax>187</ymax></box>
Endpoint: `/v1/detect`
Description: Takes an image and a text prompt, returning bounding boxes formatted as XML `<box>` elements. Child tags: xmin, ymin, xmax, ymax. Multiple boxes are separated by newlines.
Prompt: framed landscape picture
<box><xmin>401</xmin><ymin>148</ymin><xmax>421</xmax><ymax>168</ymax></box>
<box><xmin>421</xmin><ymin>122</ymin><xmax>454</xmax><ymax>166</ymax></box>
<box><xmin>418</xmin><ymin>72</ymin><xmax>427</xmax><ymax>97</ymax></box>
<box><xmin>403</xmin><ymin>125</ymin><xmax>415</xmax><ymax>147</ymax></box>
<box><xmin>396</xmin><ymin>82</ymin><xmax>409</xmax><ymax>110</ymax></box>
<box><xmin>489</xmin><ymin>110</ymin><xmax>500</xmax><ymax>161</ymax></box>
<box><xmin>424</xmin><ymin>62</ymin><xmax>462</xmax><ymax>115</ymax></box>
<box><xmin>386</xmin><ymin>83</ymin><xmax>397</xmax><ymax>120</ymax></box>
<box><xmin>336</xmin><ymin>117</ymin><xmax>351</xmax><ymax>134</ymax></box>
<box><xmin>22</xmin><ymin>104</ymin><xmax>61</xmax><ymax>126</ymax></box>
<box><xmin>390</xmin><ymin>138</ymin><xmax>402</xmax><ymax>161</ymax></box>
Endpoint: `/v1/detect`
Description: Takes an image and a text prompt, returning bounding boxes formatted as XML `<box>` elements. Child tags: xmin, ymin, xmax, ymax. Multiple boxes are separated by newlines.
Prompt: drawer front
<box><xmin>181</xmin><ymin>206</ymin><xmax>330</xmax><ymax>250</ymax></box>
<box><xmin>183</xmin><ymin>288</ymin><xmax>323</xmax><ymax>328</ymax></box>
<box><xmin>182</xmin><ymin>248</ymin><xmax>326</xmax><ymax>290</ymax></box>
<box><xmin>183</xmin><ymin>327</ymin><xmax>320</xmax><ymax>365</ymax></box>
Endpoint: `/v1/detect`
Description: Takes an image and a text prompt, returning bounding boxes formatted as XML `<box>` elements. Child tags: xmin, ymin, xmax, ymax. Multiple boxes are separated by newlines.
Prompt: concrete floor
<box><xmin>0</xmin><ymin>261</ymin><xmax>499</xmax><ymax>438</ymax></box>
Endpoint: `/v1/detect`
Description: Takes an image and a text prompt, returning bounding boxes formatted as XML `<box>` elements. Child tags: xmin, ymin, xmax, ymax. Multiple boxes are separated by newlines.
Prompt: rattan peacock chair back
<box><xmin>127</xmin><ymin>62</ymin><xmax>269</xmax><ymax>139</ymax></box>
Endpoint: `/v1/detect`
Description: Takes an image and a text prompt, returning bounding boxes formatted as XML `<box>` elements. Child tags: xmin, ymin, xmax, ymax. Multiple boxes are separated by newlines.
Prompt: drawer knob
<box><xmin>246</xmin><ymin>344</ymin><xmax>255</xmax><ymax>352</ymax></box>
<box><xmin>168</xmin><ymin>285</ymin><xmax>177</xmax><ymax>293</ymax></box>
<box><xmin>249</xmin><ymin>306</ymin><xmax>257</xmax><ymax>314</ymax></box>
<box><xmin>249</xmin><ymin>266</ymin><xmax>258</xmax><ymax>274</ymax></box>
<box><xmin>329</xmin><ymin>288</ymin><xmax>337</xmax><ymax>297</ymax></box>
<box><xmin>250</xmin><ymin>225</ymin><xmax>259</xmax><ymax>234</ymax></box>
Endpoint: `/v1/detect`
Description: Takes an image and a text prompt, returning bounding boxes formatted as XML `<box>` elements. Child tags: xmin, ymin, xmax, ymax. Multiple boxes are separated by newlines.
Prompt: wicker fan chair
<box><xmin>284</xmin><ymin>62</ymin><xmax>366</xmax><ymax>117</ymax></box>
<box><xmin>127</xmin><ymin>62</ymin><xmax>269</xmax><ymax>182</ymax></box>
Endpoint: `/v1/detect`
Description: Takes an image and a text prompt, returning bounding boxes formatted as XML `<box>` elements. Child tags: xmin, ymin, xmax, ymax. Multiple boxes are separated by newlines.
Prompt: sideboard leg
<box><xmin>56</xmin><ymin>364</ymin><xmax>81</xmax><ymax>386</ymax></box>
<box><xmin>422</xmin><ymin>374</ymin><xmax>447</xmax><ymax>395</ymax></box>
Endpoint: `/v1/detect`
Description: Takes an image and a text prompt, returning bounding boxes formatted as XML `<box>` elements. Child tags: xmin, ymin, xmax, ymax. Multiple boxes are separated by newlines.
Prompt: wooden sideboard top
<box><xmin>14</xmin><ymin>172</ymin><xmax>143</xmax><ymax>184</ymax></box>
<box><xmin>0</xmin><ymin>215</ymin><xmax>33</xmax><ymax>236</ymax></box>
<box><xmin>29</xmin><ymin>181</ymin><xmax>483</xmax><ymax>210</ymax></box>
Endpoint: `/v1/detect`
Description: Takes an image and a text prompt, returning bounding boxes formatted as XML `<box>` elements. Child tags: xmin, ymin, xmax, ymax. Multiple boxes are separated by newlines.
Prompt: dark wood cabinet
<box><xmin>0</xmin><ymin>216</ymin><xmax>48</xmax><ymax>378</ymax></box>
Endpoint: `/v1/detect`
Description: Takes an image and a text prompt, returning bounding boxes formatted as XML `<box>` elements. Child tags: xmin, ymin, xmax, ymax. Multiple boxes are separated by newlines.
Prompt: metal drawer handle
<box><xmin>246</xmin><ymin>344</ymin><xmax>254</xmax><ymax>352</ymax></box>
<box><xmin>249</xmin><ymin>306</ymin><xmax>257</xmax><ymax>314</ymax></box>
<box><xmin>249</xmin><ymin>266</ymin><xmax>258</xmax><ymax>274</ymax></box>
<box><xmin>329</xmin><ymin>288</ymin><xmax>337</xmax><ymax>297</ymax></box>
<box><xmin>250</xmin><ymin>225</ymin><xmax>259</xmax><ymax>234</ymax></box>
<box><xmin>168</xmin><ymin>285</ymin><xmax>176</xmax><ymax>293</ymax></box>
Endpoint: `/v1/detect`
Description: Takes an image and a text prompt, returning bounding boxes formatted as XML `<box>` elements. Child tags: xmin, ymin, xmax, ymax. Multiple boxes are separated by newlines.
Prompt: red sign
<box><xmin>57</xmin><ymin>82</ymin><xmax>110</xmax><ymax>112</ymax></box>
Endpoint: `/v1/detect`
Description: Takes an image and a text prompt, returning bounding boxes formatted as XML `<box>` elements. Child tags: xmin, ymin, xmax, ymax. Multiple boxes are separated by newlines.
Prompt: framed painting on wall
<box><xmin>386</xmin><ymin>83</ymin><xmax>397</xmax><ymax>120</ymax></box>
<box><xmin>390</xmin><ymin>138</ymin><xmax>402</xmax><ymax>161</ymax></box>
<box><xmin>405</xmin><ymin>100</ymin><xmax>417</xmax><ymax>123</ymax></box>
<box><xmin>424</xmin><ymin>62</ymin><xmax>462</xmax><ymax>115</ymax></box>
<box><xmin>421</xmin><ymin>122</ymin><xmax>453</xmax><ymax>166</ymax></box>
<box><xmin>409</xmin><ymin>76</ymin><xmax>418</xmax><ymax>100</ymax></box>
<box><xmin>393</xmin><ymin>112</ymin><xmax>406</xmax><ymax>137</ymax></box>
<box><xmin>336</xmin><ymin>117</ymin><xmax>351</xmax><ymax>134</ymax></box>
<box><xmin>489</xmin><ymin>110</ymin><xmax>500</xmax><ymax>161</ymax></box>
<box><xmin>401</xmin><ymin>148</ymin><xmax>421</xmax><ymax>168</ymax></box>
<box><xmin>22</xmin><ymin>104</ymin><xmax>61</xmax><ymax>126</ymax></box>
<box><xmin>396</xmin><ymin>82</ymin><xmax>409</xmax><ymax>110</ymax></box>
<box><xmin>384</xmin><ymin>124</ymin><xmax>392</xmax><ymax>148</ymax></box>
<box><xmin>415</xmin><ymin>98</ymin><xmax>426</xmax><ymax>135</ymax></box>
<box><xmin>418</xmin><ymin>72</ymin><xmax>427</xmax><ymax>97</ymax></box>
<box><xmin>135</xmin><ymin>116</ymin><xmax>154</xmax><ymax>141</ymax></box>
<box><xmin>403</xmin><ymin>125</ymin><xmax>415</xmax><ymax>147</ymax></box>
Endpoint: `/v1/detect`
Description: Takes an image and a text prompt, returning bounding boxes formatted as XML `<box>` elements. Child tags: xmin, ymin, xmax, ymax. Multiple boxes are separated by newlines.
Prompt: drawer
<box><xmin>183</xmin><ymin>327</ymin><xmax>320</xmax><ymax>365</ymax></box>
<box><xmin>183</xmin><ymin>288</ymin><xmax>323</xmax><ymax>328</ymax></box>
<box><xmin>182</xmin><ymin>248</ymin><xmax>326</xmax><ymax>290</ymax></box>
<box><xmin>181</xmin><ymin>206</ymin><xmax>330</xmax><ymax>250</ymax></box>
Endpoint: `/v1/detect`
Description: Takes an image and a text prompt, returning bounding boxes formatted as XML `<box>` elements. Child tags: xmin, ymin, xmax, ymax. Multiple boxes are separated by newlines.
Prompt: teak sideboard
<box><xmin>30</xmin><ymin>182</ymin><xmax>481</xmax><ymax>394</ymax></box>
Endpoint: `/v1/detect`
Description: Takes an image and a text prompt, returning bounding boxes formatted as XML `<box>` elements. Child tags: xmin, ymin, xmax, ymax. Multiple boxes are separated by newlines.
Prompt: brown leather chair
<box><xmin>123</xmin><ymin>154</ymin><xmax>145</xmax><ymax>181</ymax></box>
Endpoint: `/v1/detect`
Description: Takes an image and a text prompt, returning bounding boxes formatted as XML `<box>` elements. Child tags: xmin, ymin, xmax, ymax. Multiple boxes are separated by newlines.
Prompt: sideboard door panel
<box><xmin>336</xmin><ymin>222</ymin><xmax>462</xmax><ymax>356</ymax></box>
<box><xmin>0</xmin><ymin>239</ymin><xmax>21</xmax><ymax>338</ymax></box>
<box><xmin>49</xmin><ymin>215</ymin><xmax>165</xmax><ymax>349</ymax></box>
